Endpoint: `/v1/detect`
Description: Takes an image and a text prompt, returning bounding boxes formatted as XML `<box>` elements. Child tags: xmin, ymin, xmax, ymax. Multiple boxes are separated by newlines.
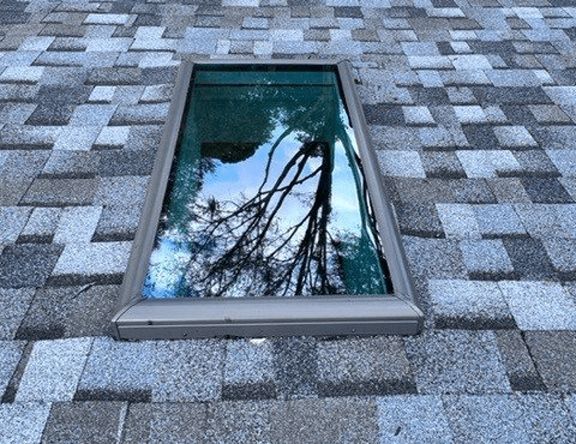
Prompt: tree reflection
<box><xmin>144</xmin><ymin>70</ymin><xmax>387</xmax><ymax>298</ymax></box>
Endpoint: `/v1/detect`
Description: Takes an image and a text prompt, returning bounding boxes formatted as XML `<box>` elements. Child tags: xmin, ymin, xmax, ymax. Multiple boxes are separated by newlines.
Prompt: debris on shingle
<box><xmin>429</xmin><ymin>279</ymin><xmax>514</xmax><ymax>329</ymax></box>
<box><xmin>405</xmin><ymin>330</ymin><xmax>511</xmax><ymax>394</ymax></box>
<box><xmin>16</xmin><ymin>337</ymin><xmax>92</xmax><ymax>402</ymax></box>
<box><xmin>377</xmin><ymin>395</ymin><xmax>454</xmax><ymax>443</ymax></box>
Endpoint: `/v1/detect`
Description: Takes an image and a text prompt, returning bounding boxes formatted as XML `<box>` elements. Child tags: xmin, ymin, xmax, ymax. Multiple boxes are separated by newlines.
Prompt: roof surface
<box><xmin>1</xmin><ymin>0</ymin><xmax>576</xmax><ymax>442</ymax></box>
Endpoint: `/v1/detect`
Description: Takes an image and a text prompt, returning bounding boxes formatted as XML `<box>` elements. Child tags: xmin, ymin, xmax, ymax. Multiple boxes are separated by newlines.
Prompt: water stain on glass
<box><xmin>143</xmin><ymin>66</ymin><xmax>391</xmax><ymax>299</ymax></box>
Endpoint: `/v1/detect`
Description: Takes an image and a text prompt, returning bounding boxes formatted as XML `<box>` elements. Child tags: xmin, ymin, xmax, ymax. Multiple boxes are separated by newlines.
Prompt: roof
<box><xmin>1</xmin><ymin>0</ymin><xmax>576</xmax><ymax>442</ymax></box>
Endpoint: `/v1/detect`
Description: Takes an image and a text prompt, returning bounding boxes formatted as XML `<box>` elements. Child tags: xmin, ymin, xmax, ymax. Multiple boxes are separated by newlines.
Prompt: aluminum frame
<box><xmin>112</xmin><ymin>59</ymin><xmax>423</xmax><ymax>340</ymax></box>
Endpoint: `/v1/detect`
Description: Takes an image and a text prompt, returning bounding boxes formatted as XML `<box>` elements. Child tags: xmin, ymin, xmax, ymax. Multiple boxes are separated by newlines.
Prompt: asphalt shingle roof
<box><xmin>1</xmin><ymin>0</ymin><xmax>576</xmax><ymax>442</ymax></box>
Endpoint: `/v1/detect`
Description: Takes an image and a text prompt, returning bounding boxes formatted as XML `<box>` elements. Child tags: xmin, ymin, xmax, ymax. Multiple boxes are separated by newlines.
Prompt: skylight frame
<box><xmin>112</xmin><ymin>59</ymin><xmax>423</xmax><ymax>340</ymax></box>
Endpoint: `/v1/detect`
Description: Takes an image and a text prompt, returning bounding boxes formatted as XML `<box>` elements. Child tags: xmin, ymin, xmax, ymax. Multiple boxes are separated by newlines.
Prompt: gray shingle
<box><xmin>405</xmin><ymin>330</ymin><xmax>511</xmax><ymax>394</ymax></box>
<box><xmin>223</xmin><ymin>339</ymin><xmax>276</xmax><ymax>400</ymax></box>
<box><xmin>0</xmin><ymin>289</ymin><xmax>35</xmax><ymax>340</ymax></box>
<box><xmin>459</xmin><ymin>239</ymin><xmax>514</xmax><ymax>279</ymax></box>
<box><xmin>0</xmin><ymin>207</ymin><xmax>31</xmax><ymax>243</ymax></box>
<box><xmin>377</xmin><ymin>151</ymin><xmax>426</xmax><ymax>178</ymax></box>
<box><xmin>496</xmin><ymin>330</ymin><xmax>545</xmax><ymax>391</ymax></box>
<box><xmin>269</xmin><ymin>397</ymin><xmax>379</xmax><ymax>443</ymax></box>
<box><xmin>152</xmin><ymin>340</ymin><xmax>224</xmax><ymax>402</ymax></box>
<box><xmin>19</xmin><ymin>207</ymin><xmax>61</xmax><ymax>243</ymax></box>
<box><xmin>42</xmin><ymin>401</ymin><xmax>126</xmax><ymax>444</ymax></box>
<box><xmin>377</xmin><ymin>395</ymin><xmax>454</xmax><ymax>443</ymax></box>
<box><xmin>273</xmin><ymin>336</ymin><xmax>318</xmax><ymax>400</ymax></box>
<box><xmin>473</xmin><ymin>204</ymin><xmax>527</xmax><ymax>237</ymax></box>
<box><xmin>0</xmin><ymin>244</ymin><xmax>62</xmax><ymax>288</ymax></box>
<box><xmin>77</xmin><ymin>337</ymin><xmax>152</xmax><ymax>402</ymax></box>
<box><xmin>542</xmin><ymin>238</ymin><xmax>576</xmax><ymax>276</ymax></box>
<box><xmin>50</xmin><ymin>241</ymin><xmax>131</xmax><ymax>284</ymax></box>
<box><xmin>41</xmin><ymin>151</ymin><xmax>99</xmax><ymax>178</ymax></box>
<box><xmin>53</xmin><ymin>206</ymin><xmax>103</xmax><ymax>244</ymax></box>
<box><xmin>499</xmin><ymin>281</ymin><xmax>576</xmax><ymax>331</ymax></box>
<box><xmin>16</xmin><ymin>337</ymin><xmax>92</xmax><ymax>401</ymax></box>
<box><xmin>0</xmin><ymin>402</ymin><xmax>51</xmax><ymax>444</ymax></box>
<box><xmin>444</xmin><ymin>394</ymin><xmax>576</xmax><ymax>443</ymax></box>
<box><xmin>22</xmin><ymin>178</ymin><xmax>99</xmax><ymax>207</ymax></box>
<box><xmin>403</xmin><ymin>237</ymin><xmax>467</xmax><ymax>279</ymax></box>
<box><xmin>429</xmin><ymin>279</ymin><xmax>514</xmax><ymax>329</ymax></box>
<box><xmin>317</xmin><ymin>337</ymin><xmax>415</xmax><ymax>396</ymax></box>
<box><xmin>436</xmin><ymin>204</ymin><xmax>481</xmax><ymax>239</ymax></box>
<box><xmin>0</xmin><ymin>341</ymin><xmax>25</xmax><ymax>399</ymax></box>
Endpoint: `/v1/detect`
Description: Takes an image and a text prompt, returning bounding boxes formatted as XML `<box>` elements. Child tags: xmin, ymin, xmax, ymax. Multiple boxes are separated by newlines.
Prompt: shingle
<box><xmin>22</xmin><ymin>178</ymin><xmax>99</xmax><ymax>207</ymax></box>
<box><xmin>19</xmin><ymin>207</ymin><xmax>61</xmax><ymax>243</ymax></box>
<box><xmin>53</xmin><ymin>206</ymin><xmax>103</xmax><ymax>244</ymax></box>
<box><xmin>149</xmin><ymin>403</ymin><xmax>208</xmax><ymax>443</ymax></box>
<box><xmin>109</xmin><ymin>103</ymin><xmax>169</xmax><ymax>126</ymax></box>
<box><xmin>0</xmin><ymin>207</ymin><xmax>31</xmax><ymax>243</ymax></box>
<box><xmin>50</xmin><ymin>241</ymin><xmax>131</xmax><ymax>284</ymax></box>
<box><xmin>421</xmin><ymin>152</ymin><xmax>466</xmax><ymax>179</ymax></box>
<box><xmin>443</xmin><ymin>394</ymin><xmax>576</xmax><ymax>442</ymax></box>
<box><xmin>42</xmin><ymin>401</ymin><xmax>126</xmax><ymax>444</ymax></box>
<box><xmin>503</xmin><ymin>238</ymin><xmax>556</xmax><ymax>280</ymax></box>
<box><xmin>0</xmin><ymin>289</ymin><xmax>35</xmax><ymax>339</ymax></box>
<box><xmin>429</xmin><ymin>279</ymin><xmax>514</xmax><ymax>329</ymax></box>
<box><xmin>0</xmin><ymin>341</ymin><xmax>25</xmax><ymax>398</ymax></box>
<box><xmin>152</xmin><ymin>340</ymin><xmax>224</xmax><ymax>402</ymax></box>
<box><xmin>454</xmin><ymin>105</ymin><xmax>487</xmax><ymax>124</ymax></box>
<box><xmin>87</xmin><ymin>67</ymin><xmax>143</xmax><ymax>85</ymax></box>
<box><xmin>94</xmin><ymin>126</ymin><xmax>130</xmax><ymax>148</ymax></box>
<box><xmin>524</xmin><ymin>332</ymin><xmax>576</xmax><ymax>393</ymax></box>
<box><xmin>121</xmin><ymin>403</ymin><xmax>151</xmax><ymax>444</ymax></box>
<box><xmin>0</xmin><ymin>402</ymin><xmax>51</xmax><ymax>444</ymax></box>
<box><xmin>364</xmin><ymin>104</ymin><xmax>405</xmax><ymax>126</ymax></box>
<box><xmin>94</xmin><ymin>176</ymin><xmax>149</xmax><ymax>208</ymax></box>
<box><xmin>403</xmin><ymin>237</ymin><xmax>467</xmax><ymax>279</ymax></box>
<box><xmin>546</xmin><ymin>150</ymin><xmax>576</xmax><ymax>177</ymax></box>
<box><xmin>16</xmin><ymin>337</ymin><xmax>92</xmax><ymax>402</ymax></box>
<box><xmin>394</xmin><ymin>202</ymin><xmax>444</xmax><ymax>238</ymax></box>
<box><xmin>377</xmin><ymin>151</ymin><xmax>425</xmax><ymax>178</ymax></box>
<box><xmin>92</xmin><ymin>204</ymin><xmax>142</xmax><ymax>242</ymax></box>
<box><xmin>317</xmin><ymin>337</ymin><xmax>415</xmax><ymax>396</ymax></box>
<box><xmin>77</xmin><ymin>337</ymin><xmax>152</xmax><ymax>402</ymax></box>
<box><xmin>52</xmin><ymin>126</ymin><xmax>101</xmax><ymax>151</ymax></box>
<box><xmin>42</xmin><ymin>151</ymin><xmax>100</xmax><ymax>178</ymax></box>
<box><xmin>377</xmin><ymin>396</ymin><xmax>454</xmax><ymax>443</ymax></box>
<box><xmin>473</xmin><ymin>204</ymin><xmax>526</xmax><ymax>237</ymax></box>
<box><xmin>0</xmin><ymin>244</ymin><xmax>62</xmax><ymax>288</ymax></box>
<box><xmin>402</xmin><ymin>106</ymin><xmax>435</xmax><ymax>126</ymax></box>
<box><xmin>499</xmin><ymin>281</ymin><xmax>576</xmax><ymax>331</ymax></box>
<box><xmin>487</xmin><ymin>178</ymin><xmax>531</xmax><ymax>203</ymax></box>
<box><xmin>269</xmin><ymin>397</ymin><xmax>379</xmax><ymax>443</ymax></box>
<box><xmin>405</xmin><ymin>330</ymin><xmax>511</xmax><ymax>394</ymax></box>
<box><xmin>223</xmin><ymin>339</ymin><xmax>275</xmax><ymax>400</ymax></box>
<box><xmin>542</xmin><ymin>238</ymin><xmax>576</xmax><ymax>276</ymax></box>
<box><xmin>496</xmin><ymin>330</ymin><xmax>545</xmax><ymax>391</ymax></box>
<box><xmin>459</xmin><ymin>239</ymin><xmax>514</xmax><ymax>279</ymax></box>
<box><xmin>97</xmin><ymin>149</ymin><xmax>154</xmax><ymax>176</ymax></box>
<box><xmin>521</xmin><ymin>178</ymin><xmax>573</xmax><ymax>203</ymax></box>
<box><xmin>68</xmin><ymin>104</ymin><xmax>117</xmax><ymax>126</ymax></box>
<box><xmin>17</xmin><ymin>285</ymin><xmax>116</xmax><ymax>340</ymax></box>
<box><xmin>457</xmin><ymin>150</ymin><xmax>522</xmax><ymax>178</ymax></box>
<box><xmin>436</xmin><ymin>204</ymin><xmax>481</xmax><ymax>239</ymax></box>
<box><xmin>0</xmin><ymin>66</ymin><xmax>44</xmax><ymax>83</ymax></box>
<box><xmin>273</xmin><ymin>336</ymin><xmax>318</xmax><ymax>400</ymax></box>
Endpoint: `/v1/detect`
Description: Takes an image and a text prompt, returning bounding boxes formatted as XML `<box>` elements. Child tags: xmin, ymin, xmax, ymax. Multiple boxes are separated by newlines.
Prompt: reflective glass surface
<box><xmin>143</xmin><ymin>66</ymin><xmax>390</xmax><ymax>298</ymax></box>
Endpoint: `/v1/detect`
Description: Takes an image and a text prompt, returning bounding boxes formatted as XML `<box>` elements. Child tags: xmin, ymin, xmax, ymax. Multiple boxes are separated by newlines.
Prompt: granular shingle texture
<box><xmin>2</xmin><ymin>0</ymin><xmax>576</xmax><ymax>441</ymax></box>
